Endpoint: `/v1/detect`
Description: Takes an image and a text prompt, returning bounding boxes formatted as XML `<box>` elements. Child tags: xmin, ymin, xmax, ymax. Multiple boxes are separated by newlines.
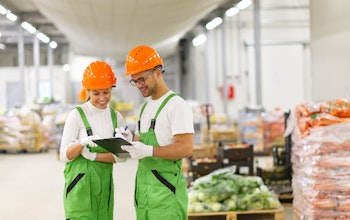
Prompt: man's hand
<box><xmin>121</xmin><ymin>141</ymin><xmax>153</xmax><ymax>159</ymax></box>
<box><xmin>81</xmin><ymin>147</ymin><xmax>97</xmax><ymax>161</ymax></box>
<box><xmin>115</xmin><ymin>127</ymin><xmax>133</xmax><ymax>142</ymax></box>
<box><xmin>80</xmin><ymin>135</ymin><xmax>100</xmax><ymax>147</ymax></box>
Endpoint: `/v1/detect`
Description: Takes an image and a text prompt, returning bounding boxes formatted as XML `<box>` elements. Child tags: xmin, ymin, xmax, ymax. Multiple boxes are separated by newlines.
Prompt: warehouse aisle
<box><xmin>0</xmin><ymin>150</ymin><xmax>293</xmax><ymax>220</ymax></box>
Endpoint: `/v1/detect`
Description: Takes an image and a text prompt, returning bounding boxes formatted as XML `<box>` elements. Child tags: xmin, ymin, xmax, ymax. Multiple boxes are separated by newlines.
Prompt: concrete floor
<box><xmin>0</xmin><ymin>149</ymin><xmax>294</xmax><ymax>220</ymax></box>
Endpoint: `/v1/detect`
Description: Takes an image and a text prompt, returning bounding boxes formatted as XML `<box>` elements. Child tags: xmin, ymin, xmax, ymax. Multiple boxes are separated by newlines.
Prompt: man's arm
<box><xmin>153</xmin><ymin>133</ymin><xmax>193</xmax><ymax>160</ymax></box>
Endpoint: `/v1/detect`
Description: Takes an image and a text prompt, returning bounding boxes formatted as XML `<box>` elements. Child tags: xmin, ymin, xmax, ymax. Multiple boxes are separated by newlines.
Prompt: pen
<box><xmin>122</xmin><ymin>126</ymin><xmax>128</xmax><ymax>134</ymax></box>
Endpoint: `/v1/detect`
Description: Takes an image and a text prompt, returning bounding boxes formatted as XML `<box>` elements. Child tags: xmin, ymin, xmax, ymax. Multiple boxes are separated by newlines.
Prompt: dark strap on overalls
<box><xmin>76</xmin><ymin>106</ymin><xmax>118</xmax><ymax>136</ymax></box>
<box><xmin>138</xmin><ymin>93</ymin><xmax>177</xmax><ymax>132</ymax></box>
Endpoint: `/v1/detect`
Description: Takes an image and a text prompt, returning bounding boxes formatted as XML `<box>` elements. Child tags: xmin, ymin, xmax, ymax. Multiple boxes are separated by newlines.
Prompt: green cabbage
<box><xmin>188</xmin><ymin>166</ymin><xmax>281</xmax><ymax>213</ymax></box>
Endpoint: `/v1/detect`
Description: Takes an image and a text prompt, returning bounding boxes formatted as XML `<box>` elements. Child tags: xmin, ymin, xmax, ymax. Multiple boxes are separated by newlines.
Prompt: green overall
<box><xmin>63</xmin><ymin>107</ymin><xmax>117</xmax><ymax>220</ymax></box>
<box><xmin>135</xmin><ymin>93</ymin><xmax>188</xmax><ymax>220</ymax></box>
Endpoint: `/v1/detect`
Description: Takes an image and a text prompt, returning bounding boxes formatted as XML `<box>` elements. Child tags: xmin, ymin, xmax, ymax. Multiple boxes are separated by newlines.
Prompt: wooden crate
<box><xmin>210</xmin><ymin>129</ymin><xmax>237</xmax><ymax>141</ymax></box>
<box><xmin>188</xmin><ymin>207</ymin><xmax>285</xmax><ymax>220</ymax></box>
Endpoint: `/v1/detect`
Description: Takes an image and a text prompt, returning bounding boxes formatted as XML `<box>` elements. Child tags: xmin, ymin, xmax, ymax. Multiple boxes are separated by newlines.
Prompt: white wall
<box><xmin>310</xmin><ymin>0</ymin><xmax>350</xmax><ymax>100</ymax></box>
<box><xmin>187</xmin><ymin>4</ymin><xmax>310</xmax><ymax>118</ymax></box>
<box><xmin>0</xmin><ymin>65</ymin><xmax>69</xmax><ymax>110</ymax></box>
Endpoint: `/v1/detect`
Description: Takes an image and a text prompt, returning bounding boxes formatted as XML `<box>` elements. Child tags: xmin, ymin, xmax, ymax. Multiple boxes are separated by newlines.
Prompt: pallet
<box><xmin>188</xmin><ymin>207</ymin><xmax>284</xmax><ymax>220</ymax></box>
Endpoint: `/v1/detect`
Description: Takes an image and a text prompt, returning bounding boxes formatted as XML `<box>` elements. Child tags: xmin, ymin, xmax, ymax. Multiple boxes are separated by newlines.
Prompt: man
<box><xmin>121</xmin><ymin>45</ymin><xmax>194</xmax><ymax>220</ymax></box>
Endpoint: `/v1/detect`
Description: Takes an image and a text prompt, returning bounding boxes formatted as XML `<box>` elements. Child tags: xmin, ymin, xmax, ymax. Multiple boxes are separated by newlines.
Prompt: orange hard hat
<box><xmin>78</xmin><ymin>88</ymin><xmax>87</xmax><ymax>102</ymax></box>
<box><xmin>124</xmin><ymin>45</ymin><xmax>163</xmax><ymax>76</ymax></box>
<box><xmin>82</xmin><ymin>60</ymin><xmax>117</xmax><ymax>89</ymax></box>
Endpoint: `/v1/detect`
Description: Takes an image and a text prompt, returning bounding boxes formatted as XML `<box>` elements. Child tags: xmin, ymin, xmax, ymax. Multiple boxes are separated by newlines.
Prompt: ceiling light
<box><xmin>6</xmin><ymin>11</ymin><xmax>17</xmax><ymax>21</ymax></box>
<box><xmin>236</xmin><ymin>0</ymin><xmax>252</xmax><ymax>10</ymax></box>
<box><xmin>205</xmin><ymin>17</ymin><xmax>223</xmax><ymax>30</ymax></box>
<box><xmin>226</xmin><ymin>7</ymin><xmax>240</xmax><ymax>17</ymax></box>
<box><xmin>49</xmin><ymin>41</ymin><xmax>57</xmax><ymax>49</ymax></box>
<box><xmin>37</xmin><ymin>32</ymin><xmax>50</xmax><ymax>43</ymax></box>
<box><xmin>192</xmin><ymin>34</ymin><xmax>207</xmax><ymax>47</ymax></box>
<box><xmin>0</xmin><ymin>5</ymin><xmax>7</xmax><ymax>15</ymax></box>
<box><xmin>21</xmin><ymin>21</ymin><xmax>37</xmax><ymax>34</ymax></box>
<box><xmin>63</xmin><ymin>64</ymin><xmax>70</xmax><ymax>72</ymax></box>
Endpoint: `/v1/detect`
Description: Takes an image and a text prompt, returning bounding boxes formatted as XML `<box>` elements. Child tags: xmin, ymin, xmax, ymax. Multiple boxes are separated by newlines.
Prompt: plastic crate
<box><xmin>189</xmin><ymin>158</ymin><xmax>222</xmax><ymax>180</ymax></box>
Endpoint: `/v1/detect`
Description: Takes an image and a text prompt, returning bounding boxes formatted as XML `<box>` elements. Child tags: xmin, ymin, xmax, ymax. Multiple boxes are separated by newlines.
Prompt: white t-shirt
<box><xmin>135</xmin><ymin>91</ymin><xmax>194</xmax><ymax>147</ymax></box>
<box><xmin>60</xmin><ymin>101</ymin><xmax>125</xmax><ymax>162</ymax></box>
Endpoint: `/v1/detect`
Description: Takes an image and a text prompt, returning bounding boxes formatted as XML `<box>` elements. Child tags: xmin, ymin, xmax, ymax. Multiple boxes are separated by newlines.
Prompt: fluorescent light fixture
<box><xmin>192</xmin><ymin>34</ymin><xmax>207</xmax><ymax>47</ymax></box>
<box><xmin>6</xmin><ymin>11</ymin><xmax>17</xmax><ymax>21</ymax></box>
<box><xmin>21</xmin><ymin>21</ymin><xmax>37</xmax><ymax>34</ymax></box>
<box><xmin>237</xmin><ymin>0</ymin><xmax>252</xmax><ymax>10</ymax></box>
<box><xmin>205</xmin><ymin>17</ymin><xmax>223</xmax><ymax>30</ymax></box>
<box><xmin>0</xmin><ymin>4</ymin><xmax>7</xmax><ymax>15</ymax></box>
<box><xmin>37</xmin><ymin>32</ymin><xmax>50</xmax><ymax>43</ymax></box>
<box><xmin>63</xmin><ymin>64</ymin><xmax>70</xmax><ymax>72</ymax></box>
<box><xmin>49</xmin><ymin>41</ymin><xmax>57</xmax><ymax>49</ymax></box>
<box><xmin>226</xmin><ymin>7</ymin><xmax>240</xmax><ymax>17</ymax></box>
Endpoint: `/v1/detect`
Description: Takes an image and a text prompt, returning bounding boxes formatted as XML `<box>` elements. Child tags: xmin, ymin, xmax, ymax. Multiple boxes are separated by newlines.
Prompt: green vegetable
<box><xmin>187</xmin><ymin>166</ymin><xmax>281</xmax><ymax>213</ymax></box>
<box><xmin>223</xmin><ymin>196</ymin><xmax>237</xmax><ymax>211</ymax></box>
<box><xmin>209</xmin><ymin>202</ymin><xmax>222</xmax><ymax>212</ymax></box>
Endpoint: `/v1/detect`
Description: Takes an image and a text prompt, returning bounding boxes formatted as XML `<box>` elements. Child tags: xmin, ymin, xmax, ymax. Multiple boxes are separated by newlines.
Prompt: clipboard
<box><xmin>93</xmin><ymin>137</ymin><xmax>132</xmax><ymax>158</ymax></box>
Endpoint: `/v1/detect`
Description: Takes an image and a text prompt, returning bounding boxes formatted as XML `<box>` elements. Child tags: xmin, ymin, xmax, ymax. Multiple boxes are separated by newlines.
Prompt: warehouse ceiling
<box><xmin>0</xmin><ymin>0</ymin><xmax>232</xmax><ymax>61</ymax></box>
<box><xmin>0</xmin><ymin>0</ymin><xmax>309</xmax><ymax>63</ymax></box>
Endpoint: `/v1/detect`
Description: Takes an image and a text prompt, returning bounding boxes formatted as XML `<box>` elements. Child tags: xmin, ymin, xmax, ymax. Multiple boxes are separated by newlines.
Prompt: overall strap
<box><xmin>138</xmin><ymin>102</ymin><xmax>148</xmax><ymax>133</ymax></box>
<box><xmin>150</xmin><ymin>93</ymin><xmax>177</xmax><ymax>129</ymax></box>
<box><xmin>138</xmin><ymin>93</ymin><xmax>178</xmax><ymax>131</ymax></box>
<box><xmin>110</xmin><ymin>108</ymin><xmax>118</xmax><ymax>136</ymax></box>
<box><xmin>76</xmin><ymin>106</ymin><xmax>93</xmax><ymax>136</ymax></box>
<box><xmin>139</xmin><ymin>102</ymin><xmax>149</xmax><ymax>118</ymax></box>
<box><xmin>154</xmin><ymin>93</ymin><xmax>177</xmax><ymax>119</ymax></box>
<box><xmin>75</xmin><ymin>106</ymin><xmax>118</xmax><ymax>136</ymax></box>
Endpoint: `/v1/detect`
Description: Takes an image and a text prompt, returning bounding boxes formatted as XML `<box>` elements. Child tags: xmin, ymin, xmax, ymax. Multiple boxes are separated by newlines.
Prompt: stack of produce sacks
<box><xmin>287</xmin><ymin>99</ymin><xmax>350</xmax><ymax>219</ymax></box>
<box><xmin>188</xmin><ymin>166</ymin><xmax>281</xmax><ymax>213</ymax></box>
<box><xmin>0</xmin><ymin>107</ymin><xmax>44</xmax><ymax>152</ymax></box>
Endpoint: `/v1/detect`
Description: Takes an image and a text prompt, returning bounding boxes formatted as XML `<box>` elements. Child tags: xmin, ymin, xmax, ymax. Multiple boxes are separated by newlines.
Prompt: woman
<box><xmin>60</xmin><ymin>60</ymin><xmax>127</xmax><ymax>220</ymax></box>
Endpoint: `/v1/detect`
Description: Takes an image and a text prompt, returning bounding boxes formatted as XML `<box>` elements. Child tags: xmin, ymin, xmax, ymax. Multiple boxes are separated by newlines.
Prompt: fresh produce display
<box><xmin>193</xmin><ymin>157</ymin><xmax>218</xmax><ymax>163</ymax></box>
<box><xmin>288</xmin><ymin>99</ymin><xmax>350</xmax><ymax>219</ymax></box>
<box><xmin>291</xmin><ymin>99</ymin><xmax>350</xmax><ymax>139</ymax></box>
<box><xmin>187</xmin><ymin>167</ymin><xmax>281</xmax><ymax>213</ymax></box>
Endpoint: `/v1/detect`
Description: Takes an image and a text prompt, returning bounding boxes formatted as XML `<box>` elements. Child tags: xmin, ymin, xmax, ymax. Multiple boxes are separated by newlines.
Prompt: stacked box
<box><xmin>192</xmin><ymin>144</ymin><xmax>217</xmax><ymax>158</ymax></box>
<box><xmin>209</xmin><ymin>129</ymin><xmax>238</xmax><ymax>142</ymax></box>
<box><xmin>0</xmin><ymin>109</ymin><xmax>45</xmax><ymax>153</ymax></box>
<box><xmin>195</xmin><ymin>129</ymin><xmax>238</xmax><ymax>159</ymax></box>
<box><xmin>20</xmin><ymin>125</ymin><xmax>44</xmax><ymax>152</ymax></box>
<box><xmin>218</xmin><ymin>144</ymin><xmax>254</xmax><ymax>175</ymax></box>
<box><xmin>202</xmin><ymin>127</ymin><xmax>238</xmax><ymax>143</ymax></box>
<box><xmin>0</xmin><ymin>115</ymin><xmax>22</xmax><ymax>151</ymax></box>
<box><xmin>241</xmin><ymin>112</ymin><xmax>264</xmax><ymax>152</ymax></box>
<box><xmin>263</xmin><ymin>109</ymin><xmax>285</xmax><ymax>153</ymax></box>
